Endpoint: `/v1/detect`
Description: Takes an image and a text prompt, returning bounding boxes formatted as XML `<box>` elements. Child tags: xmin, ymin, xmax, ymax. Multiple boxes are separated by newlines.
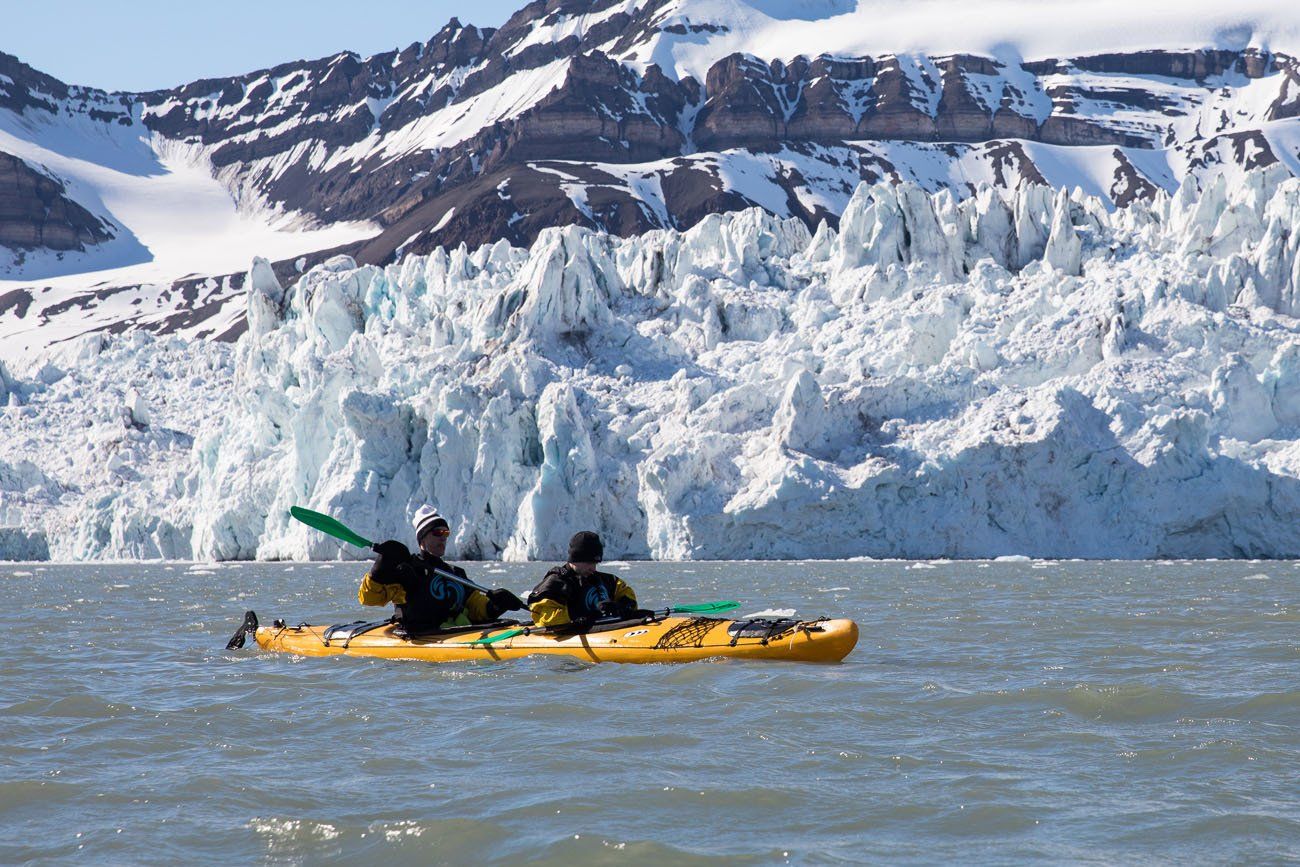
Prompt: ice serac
<box><xmin>9</xmin><ymin>168</ymin><xmax>1300</xmax><ymax>560</ymax></box>
<box><xmin>505</xmin><ymin>381</ymin><xmax>603</xmax><ymax>560</ymax></box>
<box><xmin>1043</xmin><ymin>190</ymin><xmax>1083</xmax><ymax>276</ymax></box>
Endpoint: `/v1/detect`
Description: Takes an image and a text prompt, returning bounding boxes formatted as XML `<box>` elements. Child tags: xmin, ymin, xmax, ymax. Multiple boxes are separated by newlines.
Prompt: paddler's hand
<box><xmin>485</xmin><ymin>588</ymin><xmax>525</xmax><ymax>618</ymax></box>
<box><xmin>596</xmin><ymin>599</ymin><xmax>620</xmax><ymax>617</ymax></box>
<box><xmin>372</xmin><ymin>539</ymin><xmax>411</xmax><ymax>580</ymax></box>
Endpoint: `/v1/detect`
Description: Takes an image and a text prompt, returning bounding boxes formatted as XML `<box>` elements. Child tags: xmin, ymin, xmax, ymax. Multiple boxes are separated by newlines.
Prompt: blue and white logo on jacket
<box><xmin>430</xmin><ymin>574</ymin><xmax>467</xmax><ymax>610</ymax></box>
<box><xmin>583</xmin><ymin>583</ymin><xmax>611</xmax><ymax>614</ymax></box>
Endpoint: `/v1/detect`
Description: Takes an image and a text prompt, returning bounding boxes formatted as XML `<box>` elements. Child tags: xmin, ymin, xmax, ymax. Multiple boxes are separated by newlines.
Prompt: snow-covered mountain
<box><xmin>6</xmin><ymin>2</ymin><xmax>1300</xmax><ymax>561</ymax></box>
<box><xmin>4</xmin><ymin>0</ymin><xmax>1300</xmax><ymax>362</ymax></box>
<box><xmin>5</xmin><ymin>167</ymin><xmax>1300</xmax><ymax>560</ymax></box>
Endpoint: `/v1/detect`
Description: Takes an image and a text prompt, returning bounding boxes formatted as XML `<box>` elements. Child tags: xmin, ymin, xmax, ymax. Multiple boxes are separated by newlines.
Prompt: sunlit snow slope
<box><xmin>0</xmin><ymin>102</ymin><xmax>378</xmax><ymax>358</ymax></box>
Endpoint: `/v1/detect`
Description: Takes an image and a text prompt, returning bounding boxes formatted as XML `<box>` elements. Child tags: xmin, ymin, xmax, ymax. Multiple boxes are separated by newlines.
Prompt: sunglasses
<box><xmin>422</xmin><ymin>526</ymin><xmax>451</xmax><ymax>539</ymax></box>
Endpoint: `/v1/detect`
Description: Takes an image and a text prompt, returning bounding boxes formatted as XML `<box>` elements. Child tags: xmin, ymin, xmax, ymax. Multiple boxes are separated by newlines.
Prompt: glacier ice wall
<box><xmin>7</xmin><ymin>167</ymin><xmax>1300</xmax><ymax>560</ymax></box>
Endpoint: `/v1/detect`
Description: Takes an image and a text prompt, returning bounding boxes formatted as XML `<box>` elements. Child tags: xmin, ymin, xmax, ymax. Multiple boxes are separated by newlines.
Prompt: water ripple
<box><xmin>0</xmin><ymin>561</ymin><xmax>1296</xmax><ymax>863</ymax></box>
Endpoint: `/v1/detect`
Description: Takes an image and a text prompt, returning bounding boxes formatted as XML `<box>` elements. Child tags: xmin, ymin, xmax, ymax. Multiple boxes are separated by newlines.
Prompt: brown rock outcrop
<box><xmin>0</xmin><ymin>152</ymin><xmax>113</xmax><ymax>251</ymax></box>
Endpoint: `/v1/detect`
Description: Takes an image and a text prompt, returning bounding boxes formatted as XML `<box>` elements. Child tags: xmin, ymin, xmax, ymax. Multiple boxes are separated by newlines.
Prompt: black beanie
<box><xmin>568</xmin><ymin>531</ymin><xmax>604</xmax><ymax>563</ymax></box>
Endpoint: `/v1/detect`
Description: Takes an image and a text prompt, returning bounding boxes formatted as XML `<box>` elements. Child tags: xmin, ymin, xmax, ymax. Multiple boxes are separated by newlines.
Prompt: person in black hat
<box><xmin>527</xmin><ymin>531</ymin><xmax>639</xmax><ymax>629</ymax></box>
<box><xmin>358</xmin><ymin>504</ymin><xmax>525</xmax><ymax>632</ymax></box>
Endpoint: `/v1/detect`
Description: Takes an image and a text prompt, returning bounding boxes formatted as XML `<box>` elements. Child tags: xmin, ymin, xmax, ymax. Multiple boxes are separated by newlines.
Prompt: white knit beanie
<box><xmin>412</xmin><ymin>504</ymin><xmax>448</xmax><ymax>540</ymax></box>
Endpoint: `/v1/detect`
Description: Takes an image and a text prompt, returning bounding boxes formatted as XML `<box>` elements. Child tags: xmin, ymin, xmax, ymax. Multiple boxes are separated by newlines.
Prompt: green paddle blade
<box><xmin>289</xmin><ymin>506</ymin><xmax>373</xmax><ymax>549</ymax></box>
<box><xmin>470</xmin><ymin>627</ymin><xmax>525</xmax><ymax>646</ymax></box>
<box><xmin>670</xmin><ymin>600</ymin><xmax>740</xmax><ymax>614</ymax></box>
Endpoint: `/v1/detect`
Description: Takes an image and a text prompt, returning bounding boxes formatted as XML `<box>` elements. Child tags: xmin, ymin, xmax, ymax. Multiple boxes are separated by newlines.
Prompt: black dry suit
<box><xmin>360</xmin><ymin>550</ymin><xmax>516</xmax><ymax>632</ymax></box>
<box><xmin>527</xmin><ymin>565</ymin><xmax>638</xmax><ymax>628</ymax></box>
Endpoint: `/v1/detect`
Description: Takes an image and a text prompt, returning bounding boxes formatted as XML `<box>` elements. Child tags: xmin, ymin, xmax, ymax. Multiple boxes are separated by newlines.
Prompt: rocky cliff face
<box><xmin>0</xmin><ymin>151</ymin><xmax>114</xmax><ymax>251</ymax></box>
<box><xmin>125</xmin><ymin>40</ymin><xmax>1300</xmax><ymax>256</ymax></box>
<box><xmin>3</xmin><ymin>0</ymin><xmax>1300</xmax><ymax>286</ymax></box>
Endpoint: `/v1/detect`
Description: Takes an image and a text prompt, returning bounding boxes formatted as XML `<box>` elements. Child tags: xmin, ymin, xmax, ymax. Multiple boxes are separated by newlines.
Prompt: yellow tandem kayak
<box><xmin>230</xmin><ymin>612</ymin><xmax>858</xmax><ymax>664</ymax></box>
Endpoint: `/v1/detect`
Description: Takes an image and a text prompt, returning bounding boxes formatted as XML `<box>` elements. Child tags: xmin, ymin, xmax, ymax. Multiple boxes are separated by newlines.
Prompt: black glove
<box><xmin>485</xmin><ymin>588</ymin><xmax>525</xmax><ymax>619</ymax></box>
<box><xmin>371</xmin><ymin>539</ymin><xmax>411</xmax><ymax>582</ymax></box>
<box><xmin>567</xmin><ymin>615</ymin><xmax>594</xmax><ymax>632</ymax></box>
<box><xmin>597</xmin><ymin>598</ymin><xmax>637</xmax><ymax>618</ymax></box>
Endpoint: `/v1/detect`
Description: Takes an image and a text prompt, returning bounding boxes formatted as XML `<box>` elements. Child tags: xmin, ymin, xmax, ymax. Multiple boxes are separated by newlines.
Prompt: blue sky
<box><xmin>6</xmin><ymin>0</ymin><xmax>524</xmax><ymax>91</ymax></box>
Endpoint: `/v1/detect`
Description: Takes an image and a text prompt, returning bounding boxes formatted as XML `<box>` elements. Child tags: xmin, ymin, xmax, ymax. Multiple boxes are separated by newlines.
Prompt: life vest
<box><xmin>393</xmin><ymin>555</ymin><xmax>472</xmax><ymax>630</ymax></box>
<box><xmin>531</xmin><ymin>566</ymin><xmax>621</xmax><ymax>621</ymax></box>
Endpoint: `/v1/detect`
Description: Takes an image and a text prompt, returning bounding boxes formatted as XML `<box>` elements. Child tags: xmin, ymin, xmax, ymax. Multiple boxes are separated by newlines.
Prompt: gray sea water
<box><xmin>1</xmin><ymin>560</ymin><xmax>1296</xmax><ymax>864</ymax></box>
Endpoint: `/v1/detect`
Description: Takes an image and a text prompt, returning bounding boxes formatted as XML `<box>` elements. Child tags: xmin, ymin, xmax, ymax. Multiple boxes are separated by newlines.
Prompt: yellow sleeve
<box><xmin>358</xmin><ymin>572</ymin><xmax>406</xmax><ymax>607</ymax></box>
<box><xmin>465</xmin><ymin>590</ymin><xmax>491</xmax><ymax>623</ymax></box>
<box><xmin>614</xmin><ymin>579</ymin><xmax>637</xmax><ymax>607</ymax></box>
<box><xmin>529</xmin><ymin>597</ymin><xmax>570</xmax><ymax>628</ymax></box>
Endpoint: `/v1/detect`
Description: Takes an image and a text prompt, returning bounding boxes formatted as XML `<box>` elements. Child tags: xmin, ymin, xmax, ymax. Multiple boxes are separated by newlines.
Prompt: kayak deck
<box><xmin>250</xmin><ymin>614</ymin><xmax>858</xmax><ymax>664</ymax></box>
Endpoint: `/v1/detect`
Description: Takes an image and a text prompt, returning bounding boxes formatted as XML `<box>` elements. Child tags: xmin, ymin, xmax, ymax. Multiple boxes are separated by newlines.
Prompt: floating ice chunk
<box><xmin>744</xmin><ymin>608</ymin><xmax>797</xmax><ymax>618</ymax></box>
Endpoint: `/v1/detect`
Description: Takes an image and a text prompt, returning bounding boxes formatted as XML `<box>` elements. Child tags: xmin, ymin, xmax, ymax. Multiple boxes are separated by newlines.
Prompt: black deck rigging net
<box><xmin>653</xmin><ymin>616</ymin><xmax>723</xmax><ymax>650</ymax></box>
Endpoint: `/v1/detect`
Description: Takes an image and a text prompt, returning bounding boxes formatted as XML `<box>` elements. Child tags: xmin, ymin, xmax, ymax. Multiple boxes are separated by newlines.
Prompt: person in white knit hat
<box><xmin>358</xmin><ymin>504</ymin><xmax>524</xmax><ymax>632</ymax></box>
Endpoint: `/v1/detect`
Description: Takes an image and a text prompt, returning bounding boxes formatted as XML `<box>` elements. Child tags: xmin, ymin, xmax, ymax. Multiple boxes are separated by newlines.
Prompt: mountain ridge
<box><xmin>2</xmin><ymin>0</ymin><xmax>1300</xmax><ymax>355</ymax></box>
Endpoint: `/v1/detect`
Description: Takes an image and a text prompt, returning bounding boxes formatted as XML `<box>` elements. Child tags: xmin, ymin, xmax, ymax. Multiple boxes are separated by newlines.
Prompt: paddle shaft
<box><xmin>471</xmin><ymin>601</ymin><xmax>740</xmax><ymax>645</ymax></box>
<box><xmin>290</xmin><ymin>506</ymin><xmax>492</xmax><ymax>595</ymax></box>
<box><xmin>428</xmin><ymin>566</ymin><xmax>492</xmax><ymax>595</ymax></box>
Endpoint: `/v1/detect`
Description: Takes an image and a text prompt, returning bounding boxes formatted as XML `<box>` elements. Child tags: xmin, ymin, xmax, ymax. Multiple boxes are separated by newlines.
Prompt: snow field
<box><xmin>0</xmin><ymin>111</ymin><xmax>379</xmax><ymax>287</ymax></box>
<box><xmin>591</xmin><ymin>0</ymin><xmax>1300</xmax><ymax>83</ymax></box>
